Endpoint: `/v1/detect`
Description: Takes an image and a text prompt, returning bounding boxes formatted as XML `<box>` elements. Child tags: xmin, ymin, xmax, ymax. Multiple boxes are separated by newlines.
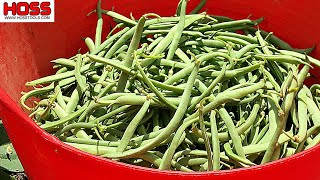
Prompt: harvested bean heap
<box><xmin>21</xmin><ymin>0</ymin><xmax>320</xmax><ymax>172</ymax></box>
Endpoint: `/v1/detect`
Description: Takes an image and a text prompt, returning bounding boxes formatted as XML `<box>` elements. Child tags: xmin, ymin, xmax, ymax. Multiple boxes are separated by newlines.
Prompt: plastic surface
<box><xmin>0</xmin><ymin>0</ymin><xmax>320</xmax><ymax>179</ymax></box>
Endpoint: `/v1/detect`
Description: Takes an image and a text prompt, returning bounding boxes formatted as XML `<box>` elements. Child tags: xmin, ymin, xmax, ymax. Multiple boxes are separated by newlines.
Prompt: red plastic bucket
<box><xmin>0</xmin><ymin>0</ymin><xmax>320</xmax><ymax>179</ymax></box>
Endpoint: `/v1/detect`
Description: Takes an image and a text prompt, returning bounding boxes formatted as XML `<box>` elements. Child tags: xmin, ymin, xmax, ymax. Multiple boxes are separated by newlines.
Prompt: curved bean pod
<box><xmin>101</xmin><ymin>61</ymin><xmax>199</xmax><ymax>159</ymax></box>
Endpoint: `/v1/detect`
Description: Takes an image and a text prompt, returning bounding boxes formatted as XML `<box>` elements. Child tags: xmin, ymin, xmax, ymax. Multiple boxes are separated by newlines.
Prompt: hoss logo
<box><xmin>4</xmin><ymin>2</ymin><xmax>51</xmax><ymax>16</ymax></box>
<box><xmin>0</xmin><ymin>0</ymin><xmax>54</xmax><ymax>22</ymax></box>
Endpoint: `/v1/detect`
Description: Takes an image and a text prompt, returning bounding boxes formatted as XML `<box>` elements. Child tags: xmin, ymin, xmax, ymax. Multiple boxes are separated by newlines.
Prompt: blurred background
<box><xmin>0</xmin><ymin>120</ymin><xmax>26</xmax><ymax>180</ymax></box>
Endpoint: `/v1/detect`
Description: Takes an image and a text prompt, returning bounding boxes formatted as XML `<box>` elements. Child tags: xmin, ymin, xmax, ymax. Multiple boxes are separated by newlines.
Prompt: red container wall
<box><xmin>0</xmin><ymin>0</ymin><xmax>320</xmax><ymax>179</ymax></box>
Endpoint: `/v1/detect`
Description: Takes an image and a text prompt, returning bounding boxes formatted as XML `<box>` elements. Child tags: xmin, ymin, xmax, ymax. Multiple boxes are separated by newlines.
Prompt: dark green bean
<box><xmin>194</xmin><ymin>18</ymin><xmax>264</xmax><ymax>32</ymax></box>
<box><xmin>190</xmin><ymin>0</ymin><xmax>207</xmax><ymax>14</ymax></box>
<box><xmin>94</xmin><ymin>0</ymin><xmax>103</xmax><ymax>48</ymax></box>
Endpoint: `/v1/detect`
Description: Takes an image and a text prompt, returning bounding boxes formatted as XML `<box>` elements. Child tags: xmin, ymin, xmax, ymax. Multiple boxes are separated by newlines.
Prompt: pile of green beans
<box><xmin>21</xmin><ymin>0</ymin><xmax>320</xmax><ymax>172</ymax></box>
